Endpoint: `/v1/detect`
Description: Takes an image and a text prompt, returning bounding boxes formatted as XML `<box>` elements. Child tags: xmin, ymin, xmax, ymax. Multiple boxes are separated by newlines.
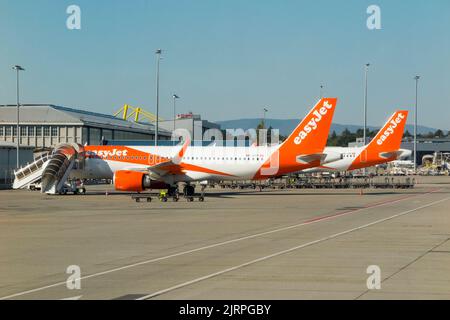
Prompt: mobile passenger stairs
<box><xmin>12</xmin><ymin>152</ymin><xmax>51</xmax><ymax>191</ymax></box>
<box><xmin>13</xmin><ymin>143</ymin><xmax>86</xmax><ymax>195</ymax></box>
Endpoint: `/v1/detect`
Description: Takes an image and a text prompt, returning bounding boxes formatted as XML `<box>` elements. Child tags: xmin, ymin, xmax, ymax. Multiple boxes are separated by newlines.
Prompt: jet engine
<box><xmin>113</xmin><ymin>170</ymin><xmax>167</xmax><ymax>192</ymax></box>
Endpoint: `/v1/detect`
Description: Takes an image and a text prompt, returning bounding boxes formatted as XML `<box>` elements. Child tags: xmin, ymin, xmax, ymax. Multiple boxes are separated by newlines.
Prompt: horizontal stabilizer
<box><xmin>296</xmin><ymin>153</ymin><xmax>325</xmax><ymax>164</ymax></box>
<box><xmin>296</xmin><ymin>151</ymin><xmax>342</xmax><ymax>165</ymax></box>
<box><xmin>379</xmin><ymin>150</ymin><xmax>402</xmax><ymax>159</ymax></box>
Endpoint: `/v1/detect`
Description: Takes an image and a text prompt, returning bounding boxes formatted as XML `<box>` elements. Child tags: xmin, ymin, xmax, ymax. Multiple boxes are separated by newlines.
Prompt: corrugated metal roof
<box><xmin>0</xmin><ymin>104</ymin><xmax>170</xmax><ymax>135</ymax></box>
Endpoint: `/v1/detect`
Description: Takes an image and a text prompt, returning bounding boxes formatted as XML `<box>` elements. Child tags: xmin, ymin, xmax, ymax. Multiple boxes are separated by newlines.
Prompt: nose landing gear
<box><xmin>166</xmin><ymin>185</ymin><xmax>180</xmax><ymax>202</ymax></box>
<box><xmin>158</xmin><ymin>185</ymin><xmax>181</xmax><ymax>202</ymax></box>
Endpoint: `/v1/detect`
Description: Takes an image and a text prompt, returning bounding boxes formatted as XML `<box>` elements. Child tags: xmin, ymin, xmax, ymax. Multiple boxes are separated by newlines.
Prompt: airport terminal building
<box><xmin>158</xmin><ymin>112</ymin><xmax>222</xmax><ymax>142</ymax></box>
<box><xmin>0</xmin><ymin>104</ymin><xmax>171</xmax><ymax>148</ymax></box>
<box><xmin>0</xmin><ymin>104</ymin><xmax>173</xmax><ymax>186</ymax></box>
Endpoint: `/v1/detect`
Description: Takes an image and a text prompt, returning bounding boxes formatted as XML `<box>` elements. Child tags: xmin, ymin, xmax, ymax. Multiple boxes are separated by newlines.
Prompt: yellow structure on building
<box><xmin>114</xmin><ymin>104</ymin><xmax>163</xmax><ymax>123</ymax></box>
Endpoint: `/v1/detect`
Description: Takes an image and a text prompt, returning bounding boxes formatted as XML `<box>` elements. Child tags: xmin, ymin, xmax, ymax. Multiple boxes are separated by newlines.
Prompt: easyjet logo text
<box><xmin>294</xmin><ymin>100</ymin><xmax>334</xmax><ymax>145</ymax></box>
<box><xmin>91</xmin><ymin>149</ymin><xmax>128</xmax><ymax>157</ymax></box>
<box><xmin>376</xmin><ymin>113</ymin><xmax>405</xmax><ymax>146</ymax></box>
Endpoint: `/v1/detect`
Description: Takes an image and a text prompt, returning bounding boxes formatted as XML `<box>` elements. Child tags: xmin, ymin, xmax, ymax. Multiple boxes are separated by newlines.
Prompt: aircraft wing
<box><xmin>124</xmin><ymin>138</ymin><xmax>190</xmax><ymax>180</ymax></box>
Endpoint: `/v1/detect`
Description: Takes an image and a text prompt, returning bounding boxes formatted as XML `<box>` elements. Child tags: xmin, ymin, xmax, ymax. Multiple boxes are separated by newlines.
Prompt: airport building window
<box><xmin>102</xmin><ymin>129</ymin><xmax>113</xmax><ymax>141</ymax></box>
<box><xmin>13</xmin><ymin>126</ymin><xmax>17</xmax><ymax>136</ymax></box>
<box><xmin>20</xmin><ymin>126</ymin><xmax>27</xmax><ymax>136</ymax></box>
<box><xmin>6</xmin><ymin>126</ymin><xmax>12</xmax><ymax>136</ymax></box>
<box><xmin>82</xmin><ymin>127</ymin><xmax>89</xmax><ymax>144</ymax></box>
<box><xmin>51</xmin><ymin>126</ymin><xmax>58</xmax><ymax>137</ymax></box>
<box><xmin>0</xmin><ymin>126</ymin><xmax>3</xmax><ymax>136</ymax></box>
<box><xmin>36</xmin><ymin>126</ymin><xmax>42</xmax><ymax>136</ymax></box>
<box><xmin>89</xmin><ymin>127</ymin><xmax>101</xmax><ymax>145</ymax></box>
<box><xmin>28</xmin><ymin>126</ymin><xmax>35</xmax><ymax>136</ymax></box>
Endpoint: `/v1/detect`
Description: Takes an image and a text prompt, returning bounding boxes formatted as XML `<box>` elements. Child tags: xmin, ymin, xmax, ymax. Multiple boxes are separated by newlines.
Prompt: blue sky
<box><xmin>1</xmin><ymin>0</ymin><xmax>449</xmax><ymax>129</ymax></box>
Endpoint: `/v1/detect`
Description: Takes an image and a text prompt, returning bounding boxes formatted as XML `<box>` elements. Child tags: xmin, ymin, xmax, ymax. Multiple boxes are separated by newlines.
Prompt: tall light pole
<box><xmin>155</xmin><ymin>49</ymin><xmax>162</xmax><ymax>146</ymax></box>
<box><xmin>414</xmin><ymin>75</ymin><xmax>420</xmax><ymax>173</ymax></box>
<box><xmin>172</xmin><ymin>94</ymin><xmax>180</xmax><ymax>134</ymax></box>
<box><xmin>12</xmin><ymin>65</ymin><xmax>25</xmax><ymax>168</ymax></box>
<box><xmin>263</xmin><ymin>107</ymin><xmax>268</xmax><ymax>128</ymax></box>
<box><xmin>363</xmin><ymin>63</ymin><xmax>370</xmax><ymax>146</ymax></box>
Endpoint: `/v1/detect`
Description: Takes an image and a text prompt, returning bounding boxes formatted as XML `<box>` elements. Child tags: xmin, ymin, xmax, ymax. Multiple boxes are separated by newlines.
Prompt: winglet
<box><xmin>173</xmin><ymin>137</ymin><xmax>190</xmax><ymax>164</ymax></box>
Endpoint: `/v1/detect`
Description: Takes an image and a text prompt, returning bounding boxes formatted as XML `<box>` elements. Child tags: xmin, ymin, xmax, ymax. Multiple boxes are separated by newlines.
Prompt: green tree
<box><xmin>434</xmin><ymin>129</ymin><xmax>445</xmax><ymax>138</ymax></box>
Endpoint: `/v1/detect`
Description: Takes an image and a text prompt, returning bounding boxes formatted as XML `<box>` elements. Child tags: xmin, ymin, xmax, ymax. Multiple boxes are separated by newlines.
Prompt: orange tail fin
<box><xmin>365</xmin><ymin>110</ymin><xmax>408</xmax><ymax>154</ymax></box>
<box><xmin>278</xmin><ymin>97</ymin><xmax>337</xmax><ymax>167</ymax></box>
<box><xmin>283</xmin><ymin>98</ymin><xmax>337</xmax><ymax>153</ymax></box>
<box><xmin>254</xmin><ymin>98</ymin><xmax>338</xmax><ymax>178</ymax></box>
<box><xmin>351</xmin><ymin>110</ymin><xmax>409</xmax><ymax>169</ymax></box>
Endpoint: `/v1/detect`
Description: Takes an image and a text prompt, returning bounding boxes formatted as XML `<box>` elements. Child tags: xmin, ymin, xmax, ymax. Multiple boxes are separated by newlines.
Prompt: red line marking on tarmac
<box><xmin>303</xmin><ymin>188</ymin><xmax>440</xmax><ymax>224</ymax></box>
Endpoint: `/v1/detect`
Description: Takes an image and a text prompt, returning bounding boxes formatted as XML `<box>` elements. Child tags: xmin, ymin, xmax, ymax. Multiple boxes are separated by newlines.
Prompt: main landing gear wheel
<box><xmin>182</xmin><ymin>184</ymin><xmax>206</xmax><ymax>202</ymax></box>
<box><xmin>183</xmin><ymin>185</ymin><xmax>195</xmax><ymax>202</ymax></box>
<box><xmin>167</xmin><ymin>185</ymin><xmax>180</xmax><ymax>202</ymax></box>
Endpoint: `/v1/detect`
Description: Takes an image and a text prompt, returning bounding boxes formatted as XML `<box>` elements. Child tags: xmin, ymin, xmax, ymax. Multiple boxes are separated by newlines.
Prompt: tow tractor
<box><xmin>58</xmin><ymin>180</ymin><xmax>86</xmax><ymax>195</ymax></box>
<box><xmin>159</xmin><ymin>189</ymin><xmax>179</xmax><ymax>202</ymax></box>
<box><xmin>131</xmin><ymin>187</ymin><xmax>179</xmax><ymax>203</ymax></box>
<box><xmin>130</xmin><ymin>182</ymin><xmax>206</xmax><ymax>203</ymax></box>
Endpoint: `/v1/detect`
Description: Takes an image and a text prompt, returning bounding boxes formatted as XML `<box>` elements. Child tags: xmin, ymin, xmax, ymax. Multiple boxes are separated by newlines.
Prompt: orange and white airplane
<box><xmin>303</xmin><ymin>110</ymin><xmax>411</xmax><ymax>173</ymax></box>
<box><xmin>71</xmin><ymin>98</ymin><xmax>339</xmax><ymax>197</ymax></box>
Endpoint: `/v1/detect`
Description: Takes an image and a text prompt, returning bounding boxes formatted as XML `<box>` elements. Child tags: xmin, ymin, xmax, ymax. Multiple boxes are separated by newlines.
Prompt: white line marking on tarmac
<box><xmin>61</xmin><ymin>295</ymin><xmax>83</xmax><ymax>300</ymax></box>
<box><xmin>137</xmin><ymin>196</ymin><xmax>450</xmax><ymax>300</ymax></box>
<box><xmin>0</xmin><ymin>189</ymin><xmax>440</xmax><ymax>300</ymax></box>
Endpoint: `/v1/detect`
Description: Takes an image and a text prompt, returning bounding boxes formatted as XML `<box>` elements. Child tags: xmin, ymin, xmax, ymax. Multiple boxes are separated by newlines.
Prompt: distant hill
<box><xmin>216</xmin><ymin>118</ymin><xmax>443</xmax><ymax>136</ymax></box>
